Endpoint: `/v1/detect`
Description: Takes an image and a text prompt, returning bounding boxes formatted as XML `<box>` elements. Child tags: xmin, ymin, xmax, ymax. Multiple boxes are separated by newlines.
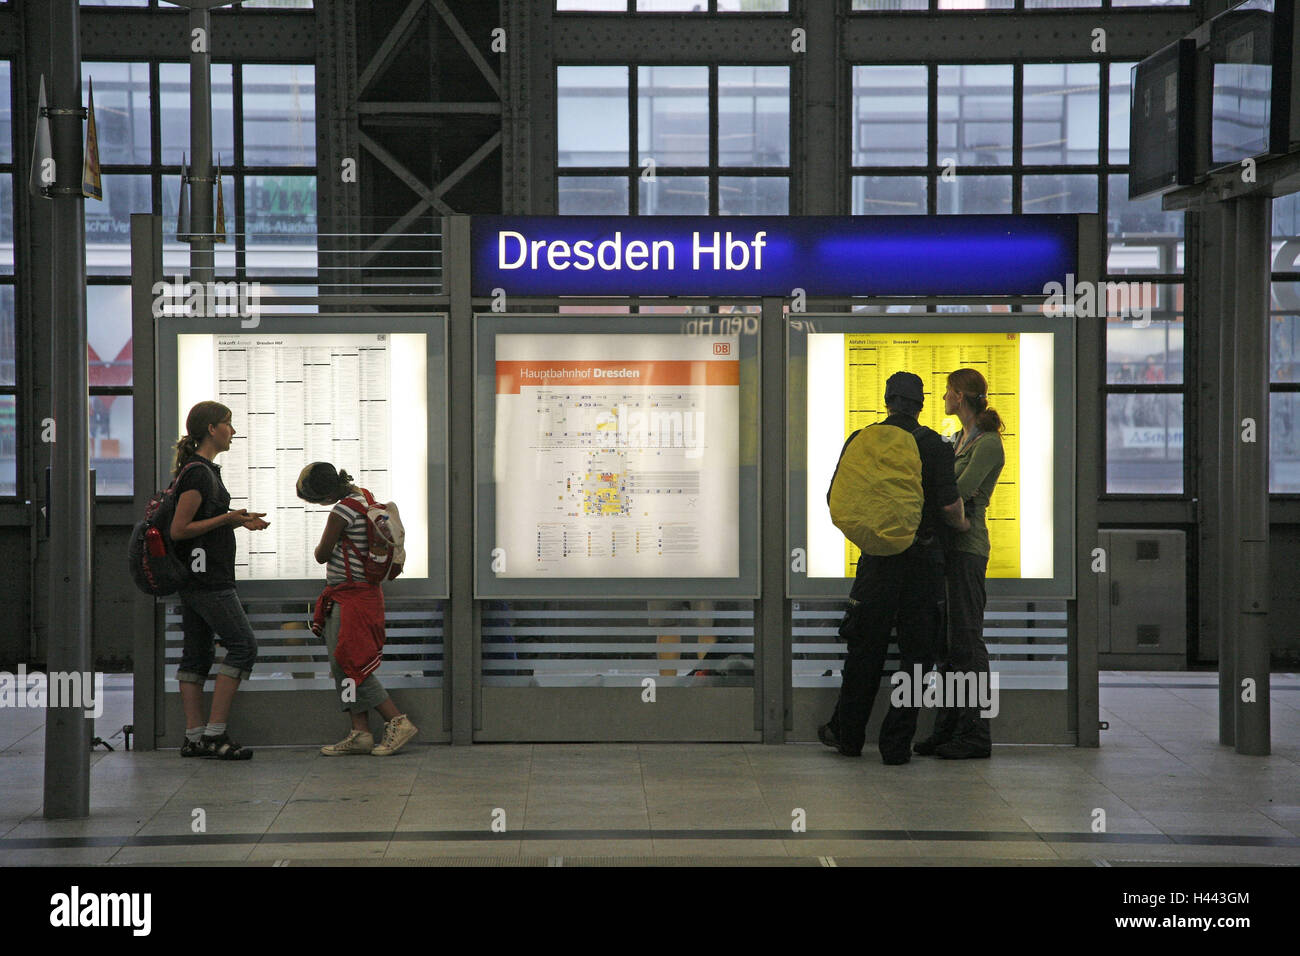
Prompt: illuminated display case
<box><xmin>787</xmin><ymin>314</ymin><xmax>1076</xmax><ymax>600</ymax></box>
<box><xmin>159</xmin><ymin>313</ymin><xmax>449</xmax><ymax>599</ymax></box>
<box><xmin>474</xmin><ymin>314</ymin><xmax>760</xmax><ymax>599</ymax></box>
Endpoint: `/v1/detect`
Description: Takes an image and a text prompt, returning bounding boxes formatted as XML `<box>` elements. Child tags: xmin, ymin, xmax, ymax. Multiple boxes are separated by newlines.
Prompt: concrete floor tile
<box><xmin>522</xmin><ymin>840</ymin><xmax>657</xmax><ymax>858</ymax></box>
<box><xmin>523</xmin><ymin>807</ymin><xmax>650</xmax><ymax>829</ymax></box>
<box><xmin>109</xmin><ymin>843</ymin><xmax>256</xmax><ymax>864</ymax></box>
<box><xmin>382</xmin><ymin>839</ymin><xmax>522</xmax><ymax>858</ymax></box>
<box><xmin>247</xmin><ymin>840</ymin><xmax>390</xmax><ymax>862</ymax></box>
<box><xmin>650</xmin><ymin>839</ymin><xmax>787</xmax><ymax>857</ymax></box>
<box><xmin>1141</xmin><ymin>810</ymin><xmax>1295</xmax><ymax>837</ymax></box>
<box><xmin>909</xmin><ymin>839</ymin><xmax>1060</xmax><ymax>861</ymax></box>
<box><xmin>135</xmin><ymin>809</ymin><xmax>280</xmax><ymax>836</ymax></box>
<box><xmin>1020</xmin><ymin>813</ymin><xmax>1164</xmax><ymax>835</ymax></box>
<box><xmin>3</xmin><ymin>809</ymin><xmax>151</xmax><ymax>839</ymax></box>
<box><xmin>782</xmin><ymin>839</ymin><xmax>919</xmax><ymax>859</ymax></box>
<box><xmin>0</xmin><ymin>846</ymin><xmax>121</xmax><ymax>865</ymax></box>
<box><xmin>268</xmin><ymin>794</ymin><xmax>410</xmax><ymax>833</ymax></box>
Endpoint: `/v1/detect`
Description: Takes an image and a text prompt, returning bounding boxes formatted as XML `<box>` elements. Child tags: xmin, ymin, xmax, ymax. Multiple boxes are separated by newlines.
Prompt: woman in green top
<box><xmin>915</xmin><ymin>368</ymin><xmax>1004</xmax><ymax>759</ymax></box>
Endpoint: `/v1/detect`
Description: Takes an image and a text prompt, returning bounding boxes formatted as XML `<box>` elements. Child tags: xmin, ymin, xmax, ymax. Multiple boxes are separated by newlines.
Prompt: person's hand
<box><xmin>226</xmin><ymin>509</ymin><xmax>270</xmax><ymax>530</ymax></box>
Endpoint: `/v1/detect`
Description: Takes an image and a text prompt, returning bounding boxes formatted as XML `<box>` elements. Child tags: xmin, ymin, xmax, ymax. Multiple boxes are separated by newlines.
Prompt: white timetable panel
<box><xmin>177</xmin><ymin>332</ymin><xmax>428</xmax><ymax>581</ymax></box>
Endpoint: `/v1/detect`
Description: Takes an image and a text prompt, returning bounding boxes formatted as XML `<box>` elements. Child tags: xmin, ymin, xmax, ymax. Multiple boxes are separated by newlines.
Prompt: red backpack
<box><xmin>337</xmin><ymin>489</ymin><xmax>406</xmax><ymax>585</ymax></box>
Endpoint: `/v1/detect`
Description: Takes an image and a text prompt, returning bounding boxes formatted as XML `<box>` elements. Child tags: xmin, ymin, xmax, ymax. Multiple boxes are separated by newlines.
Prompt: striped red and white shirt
<box><xmin>326</xmin><ymin>494</ymin><xmax>372</xmax><ymax>585</ymax></box>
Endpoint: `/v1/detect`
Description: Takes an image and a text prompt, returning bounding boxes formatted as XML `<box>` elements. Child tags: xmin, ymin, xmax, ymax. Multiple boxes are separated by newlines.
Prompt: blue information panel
<box><xmin>471</xmin><ymin>215</ymin><xmax>1078</xmax><ymax>297</ymax></box>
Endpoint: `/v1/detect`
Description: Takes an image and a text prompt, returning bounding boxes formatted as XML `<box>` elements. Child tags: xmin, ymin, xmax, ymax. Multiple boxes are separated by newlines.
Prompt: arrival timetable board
<box><xmin>803</xmin><ymin>329</ymin><xmax>1059</xmax><ymax>584</ymax></box>
<box><xmin>843</xmin><ymin>332</ymin><xmax>1021</xmax><ymax>578</ymax></box>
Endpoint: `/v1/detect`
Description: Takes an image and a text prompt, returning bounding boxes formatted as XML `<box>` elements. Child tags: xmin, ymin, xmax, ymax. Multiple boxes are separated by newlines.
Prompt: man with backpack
<box><xmin>820</xmin><ymin>371</ymin><xmax>969</xmax><ymax>764</ymax></box>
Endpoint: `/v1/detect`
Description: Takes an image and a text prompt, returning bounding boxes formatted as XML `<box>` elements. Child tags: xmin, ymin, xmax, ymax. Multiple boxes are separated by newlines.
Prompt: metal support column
<box><xmin>445</xmin><ymin>215</ymin><xmax>474</xmax><ymax>744</ymax></box>
<box><xmin>1217</xmin><ymin>203</ymin><xmax>1238</xmax><ymax>746</ymax></box>
<box><xmin>43</xmin><ymin>0</ymin><xmax>92</xmax><ymax>819</ymax></box>
<box><xmin>1232</xmin><ymin>196</ymin><xmax>1271</xmax><ymax>755</ymax></box>
<box><xmin>131</xmin><ymin>214</ymin><xmax>163</xmax><ymax>751</ymax></box>
<box><xmin>794</xmin><ymin>0</ymin><xmax>844</xmax><ymax>216</ymax></box>
<box><xmin>1074</xmin><ymin>216</ymin><xmax>1101</xmax><ymax>747</ymax></box>
<box><xmin>756</xmin><ymin>296</ymin><xmax>789</xmax><ymax>742</ymax></box>
<box><xmin>188</xmin><ymin>3</ymin><xmax>216</xmax><ymax>284</ymax></box>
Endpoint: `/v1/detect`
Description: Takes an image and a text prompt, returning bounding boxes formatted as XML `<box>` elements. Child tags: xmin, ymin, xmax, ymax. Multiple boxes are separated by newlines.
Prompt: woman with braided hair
<box><xmin>914</xmin><ymin>368</ymin><xmax>1004</xmax><ymax>760</ymax></box>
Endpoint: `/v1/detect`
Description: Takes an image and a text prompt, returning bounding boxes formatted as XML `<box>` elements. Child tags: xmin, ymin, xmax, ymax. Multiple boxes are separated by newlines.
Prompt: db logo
<box><xmin>713</xmin><ymin>342</ymin><xmax>731</xmax><ymax>355</ymax></box>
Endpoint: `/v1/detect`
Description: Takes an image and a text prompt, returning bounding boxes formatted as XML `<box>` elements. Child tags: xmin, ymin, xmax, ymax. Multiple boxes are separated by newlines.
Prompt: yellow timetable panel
<box><xmin>842</xmin><ymin>332</ymin><xmax>1020</xmax><ymax>579</ymax></box>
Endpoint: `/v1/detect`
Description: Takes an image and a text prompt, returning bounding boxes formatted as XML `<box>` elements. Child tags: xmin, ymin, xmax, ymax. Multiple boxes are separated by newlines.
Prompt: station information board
<box><xmin>492</xmin><ymin>332</ymin><xmax>740</xmax><ymax>579</ymax></box>
<box><xmin>805</xmin><ymin>331</ymin><xmax>1056</xmax><ymax>581</ymax></box>
<box><xmin>176</xmin><ymin>332</ymin><xmax>430</xmax><ymax>581</ymax></box>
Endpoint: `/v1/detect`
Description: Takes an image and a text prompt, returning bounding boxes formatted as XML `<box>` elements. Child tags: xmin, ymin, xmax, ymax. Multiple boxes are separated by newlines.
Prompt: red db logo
<box><xmin>713</xmin><ymin>342</ymin><xmax>731</xmax><ymax>355</ymax></box>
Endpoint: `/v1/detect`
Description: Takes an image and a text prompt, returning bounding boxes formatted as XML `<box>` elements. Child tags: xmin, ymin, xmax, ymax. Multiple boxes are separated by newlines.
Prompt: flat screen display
<box><xmin>1129</xmin><ymin>40</ymin><xmax>1195</xmax><ymax>199</ymax></box>
<box><xmin>1210</xmin><ymin>0</ymin><xmax>1278</xmax><ymax>166</ymax></box>
<box><xmin>805</xmin><ymin>332</ymin><xmax>1055</xmax><ymax>581</ymax></box>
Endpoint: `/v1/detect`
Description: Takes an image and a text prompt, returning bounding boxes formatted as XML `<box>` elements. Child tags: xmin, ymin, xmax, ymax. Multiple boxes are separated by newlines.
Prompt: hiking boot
<box><xmin>934</xmin><ymin>738</ymin><xmax>991</xmax><ymax>760</ymax></box>
<box><xmin>321</xmin><ymin>730</ymin><xmax>374</xmax><ymax>756</ymax></box>
<box><xmin>372</xmin><ymin>715</ymin><xmax>417</xmax><ymax>756</ymax></box>
<box><xmin>817</xmin><ymin>722</ymin><xmax>861</xmax><ymax>757</ymax></box>
<box><xmin>912</xmin><ymin>734</ymin><xmax>951</xmax><ymax>757</ymax></box>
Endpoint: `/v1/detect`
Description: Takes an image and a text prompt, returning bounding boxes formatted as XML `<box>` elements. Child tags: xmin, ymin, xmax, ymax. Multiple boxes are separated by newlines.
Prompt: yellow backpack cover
<box><xmin>827</xmin><ymin>422</ymin><xmax>924</xmax><ymax>556</ymax></box>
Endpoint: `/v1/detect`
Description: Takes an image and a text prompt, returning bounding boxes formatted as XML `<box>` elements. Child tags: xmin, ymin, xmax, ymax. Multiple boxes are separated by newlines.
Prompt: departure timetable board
<box><xmin>176</xmin><ymin>331</ymin><xmax>430</xmax><ymax>582</ymax></box>
<box><xmin>843</xmin><ymin>332</ymin><xmax>1021</xmax><ymax>578</ymax></box>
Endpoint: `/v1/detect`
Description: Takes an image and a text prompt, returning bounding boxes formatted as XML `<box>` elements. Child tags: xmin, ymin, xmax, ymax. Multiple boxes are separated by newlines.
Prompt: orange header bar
<box><xmin>496</xmin><ymin>360</ymin><xmax>738</xmax><ymax>394</ymax></box>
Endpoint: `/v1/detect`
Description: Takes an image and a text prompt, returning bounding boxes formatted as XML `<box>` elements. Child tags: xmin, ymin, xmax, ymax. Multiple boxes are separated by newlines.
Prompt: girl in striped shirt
<box><xmin>297</xmin><ymin>462</ymin><xmax>418</xmax><ymax>757</ymax></box>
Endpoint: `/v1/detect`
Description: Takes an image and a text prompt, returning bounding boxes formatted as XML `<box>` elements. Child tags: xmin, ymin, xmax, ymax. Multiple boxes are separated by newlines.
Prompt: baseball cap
<box><xmin>884</xmin><ymin>371</ymin><xmax>925</xmax><ymax>405</ymax></box>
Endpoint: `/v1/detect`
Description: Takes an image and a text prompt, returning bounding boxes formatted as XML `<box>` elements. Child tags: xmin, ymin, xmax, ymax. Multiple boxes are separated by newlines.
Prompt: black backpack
<box><xmin>126</xmin><ymin>459</ymin><xmax>212</xmax><ymax>597</ymax></box>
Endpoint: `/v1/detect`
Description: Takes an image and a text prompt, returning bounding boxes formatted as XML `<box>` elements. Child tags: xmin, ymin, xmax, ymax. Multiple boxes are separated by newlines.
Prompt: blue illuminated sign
<box><xmin>470</xmin><ymin>215</ymin><xmax>1078</xmax><ymax>297</ymax></box>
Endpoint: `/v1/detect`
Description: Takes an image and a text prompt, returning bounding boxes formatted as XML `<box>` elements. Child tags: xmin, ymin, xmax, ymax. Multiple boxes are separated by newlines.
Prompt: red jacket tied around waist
<box><xmin>312</xmin><ymin>581</ymin><xmax>385</xmax><ymax>685</ymax></box>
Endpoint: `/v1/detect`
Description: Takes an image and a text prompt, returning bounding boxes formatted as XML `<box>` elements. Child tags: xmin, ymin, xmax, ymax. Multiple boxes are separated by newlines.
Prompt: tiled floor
<box><xmin>0</xmin><ymin>672</ymin><xmax>1297</xmax><ymax>866</ymax></box>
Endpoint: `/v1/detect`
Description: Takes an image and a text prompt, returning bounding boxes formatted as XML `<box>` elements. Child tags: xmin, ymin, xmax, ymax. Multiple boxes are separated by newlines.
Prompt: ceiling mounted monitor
<box><xmin>1128</xmin><ymin>39</ymin><xmax>1196</xmax><ymax>200</ymax></box>
<box><xmin>1209</xmin><ymin>0</ymin><xmax>1299</xmax><ymax>167</ymax></box>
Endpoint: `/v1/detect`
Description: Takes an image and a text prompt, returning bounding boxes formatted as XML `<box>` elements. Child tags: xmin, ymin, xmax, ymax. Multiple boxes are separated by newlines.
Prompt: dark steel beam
<box><xmin>550</xmin><ymin>12</ymin><xmax>1197</xmax><ymax>62</ymax></box>
<box><xmin>76</xmin><ymin>9</ymin><xmax>315</xmax><ymax>60</ymax></box>
<box><xmin>431</xmin><ymin>0</ymin><xmax>501</xmax><ymax>98</ymax></box>
<box><xmin>357</xmin><ymin>0</ymin><xmax>427</xmax><ymax>98</ymax></box>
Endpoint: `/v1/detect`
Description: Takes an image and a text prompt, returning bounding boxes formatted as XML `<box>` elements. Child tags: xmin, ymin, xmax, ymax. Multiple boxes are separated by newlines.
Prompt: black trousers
<box><xmin>932</xmin><ymin>550</ymin><xmax>992</xmax><ymax>748</ymax></box>
<box><xmin>828</xmin><ymin>540</ymin><xmax>945</xmax><ymax>759</ymax></box>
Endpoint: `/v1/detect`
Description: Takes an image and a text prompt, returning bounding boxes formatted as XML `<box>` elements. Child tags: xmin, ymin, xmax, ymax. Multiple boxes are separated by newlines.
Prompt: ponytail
<box><xmin>974</xmin><ymin>405</ymin><xmax>1005</xmax><ymax>435</ymax></box>
<box><xmin>172</xmin><ymin>435</ymin><xmax>200</xmax><ymax>476</ymax></box>
<box><xmin>947</xmin><ymin>368</ymin><xmax>1004</xmax><ymax>436</ymax></box>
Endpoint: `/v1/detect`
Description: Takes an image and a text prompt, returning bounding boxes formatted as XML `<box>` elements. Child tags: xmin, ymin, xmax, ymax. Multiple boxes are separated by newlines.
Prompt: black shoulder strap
<box><xmin>170</xmin><ymin>458</ymin><xmax>213</xmax><ymax>493</ymax></box>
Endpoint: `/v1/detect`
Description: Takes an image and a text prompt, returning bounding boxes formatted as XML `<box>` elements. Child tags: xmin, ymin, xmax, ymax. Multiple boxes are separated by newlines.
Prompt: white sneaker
<box><xmin>321</xmin><ymin>730</ymin><xmax>374</xmax><ymax>756</ymax></box>
<box><xmin>371</xmin><ymin>715</ymin><xmax>418</xmax><ymax>756</ymax></box>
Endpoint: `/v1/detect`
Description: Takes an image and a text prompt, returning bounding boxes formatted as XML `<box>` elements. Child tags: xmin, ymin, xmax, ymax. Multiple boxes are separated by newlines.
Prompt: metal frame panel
<box><xmin>155</xmin><ymin>311</ymin><xmax>450</xmax><ymax>601</ymax></box>
<box><xmin>473</xmin><ymin>312</ymin><xmax>761</xmax><ymax>600</ymax></box>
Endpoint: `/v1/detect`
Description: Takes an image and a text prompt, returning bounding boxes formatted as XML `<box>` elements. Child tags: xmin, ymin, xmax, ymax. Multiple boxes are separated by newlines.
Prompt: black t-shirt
<box><xmin>174</xmin><ymin>457</ymin><xmax>236</xmax><ymax>591</ymax></box>
<box><xmin>830</xmin><ymin>414</ymin><xmax>960</xmax><ymax>542</ymax></box>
